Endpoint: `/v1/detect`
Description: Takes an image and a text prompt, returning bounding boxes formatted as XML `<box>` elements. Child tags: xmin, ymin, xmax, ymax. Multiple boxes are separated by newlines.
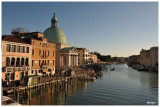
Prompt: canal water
<box><xmin>8</xmin><ymin>64</ymin><xmax>158</xmax><ymax>105</ymax></box>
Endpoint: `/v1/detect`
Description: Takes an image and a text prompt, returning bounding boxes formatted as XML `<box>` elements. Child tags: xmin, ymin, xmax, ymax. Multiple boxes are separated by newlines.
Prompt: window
<box><xmin>48</xmin><ymin>60</ymin><xmax>49</xmax><ymax>65</ymax></box>
<box><xmin>45</xmin><ymin>51</ymin><xmax>46</xmax><ymax>57</ymax></box>
<box><xmin>22</xmin><ymin>46</ymin><xmax>25</xmax><ymax>53</ymax></box>
<box><xmin>32</xmin><ymin>60</ymin><xmax>34</xmax><ymax>66</ymax></box>
<box><xmin>48</xmin><ymin>51</ymin><xmax>49</xmax><ymax>56</ymax></box>
<box><xmin>39</xmin><ymin>60</ymin><xmax>41</xmax><ymax>66</ymax></box>
<box><xmin>12</xmin><ymin>45</ymin><xmax>16</xmax><ymax>52</ymax></box>
<box><xmin>26</xmin><ymin>47</ymin><xmax>29</xmax><ymax>53</ymax></box>
<box><xmin>11</xmin><ymin>73</ymin><xmax>15</xmax><ymax>80</ymax></box>
<box><xmin>53</xmin><ymin>51</ymin><xmax>54</xmax><ymax>56</ymax></box>
<box><xmin>6</xmin><ymin>44</ymin><xmax>11</xmax><ymax>52</ymax></box>
<box><xmin>32</xmin><ymin>49</ymin><xmax>34</xmax><ymax>55</ymax></box>
<box><xmin>39</xmin><ymin>50</ymin><xmax>41</xmax><ymax>56</ymax></box>
<box><xmin>43</xmin><ymin>50</ymin><xmax>44</xmax><ymax>56</ymax></box>
<box><xmin>53</xmin><ymin>60</ymin><xmax>55</xmax><ymax>65</ymax></box>
<box><xmin>31</xmin><ymin>70</ymin><xmax>34</xmax><ymax>74</ymax></box>
<box><xmin>17</xmin><ymin>46</ymin><xmax>21</xmax><ymax>52</ymax></box>
<box><xmin>32</xmin><ymin>41</ymin><xmax>34</xmax><ymax>44</ymax></box>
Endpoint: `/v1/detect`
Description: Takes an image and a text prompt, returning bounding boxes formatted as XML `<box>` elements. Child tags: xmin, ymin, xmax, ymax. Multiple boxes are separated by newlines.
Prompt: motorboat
<box><xmin>110</xmin><ymin>68</ymin><xmax>115</xmax><ymax>71</ymax></box>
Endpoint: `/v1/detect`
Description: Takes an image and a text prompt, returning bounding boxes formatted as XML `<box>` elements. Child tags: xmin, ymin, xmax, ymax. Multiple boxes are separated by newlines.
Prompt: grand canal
<box><xmin>8</xmin><ymin>64</ymin><xmax>158</xmax><ymax>105</ymax></box>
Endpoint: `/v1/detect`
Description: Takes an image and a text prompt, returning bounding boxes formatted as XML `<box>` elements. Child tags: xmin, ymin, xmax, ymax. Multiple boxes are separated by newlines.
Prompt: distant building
<box><xmin>89</xmin><ymin>53</ymin><xmax>98</xmax><ymax>64</ymax></box>
<box><xmin>76</xmin><ymin>48</ymin><xmax>89</xmax><ymax>66</ymax></box>
<box><xmin>127</xmin><ymin>55</ymin><xmax>140</xmax><ymax>66</ymax></box>
<box><xmin>117</xmin><ymin>57</ymin><xmax>126</xmax><ymax>63</ymax></box>
<box><xmin>2</xmin><ymin>35</ymin><xmax>32</xmax><ymax>84</ymax></box>
<box><xmin>140</xmin><ymin>46</ymin><xmax>158</xmax><ymax>67</ymax></box>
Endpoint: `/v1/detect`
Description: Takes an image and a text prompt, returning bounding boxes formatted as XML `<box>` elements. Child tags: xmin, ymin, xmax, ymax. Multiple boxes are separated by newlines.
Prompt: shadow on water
<box><xmin>7</xmin><ymin>76</ymin><xmax>98</xmax><ymax>105</ymax></box>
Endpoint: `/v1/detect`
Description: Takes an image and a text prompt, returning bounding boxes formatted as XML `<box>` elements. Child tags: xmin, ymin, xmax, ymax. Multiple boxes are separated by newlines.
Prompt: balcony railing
<box><xmin>4</xmin><ymin>66</ymin><xmax>30</xmax><ymax>72</ymax></box>
<box><xmin>40</xmin><ymin>63</ymin><xmax>48</xmax><ymax>69</ymax></box>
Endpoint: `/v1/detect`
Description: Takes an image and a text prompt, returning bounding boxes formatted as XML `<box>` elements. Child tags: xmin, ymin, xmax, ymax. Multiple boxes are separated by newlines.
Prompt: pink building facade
<box><xmin>2</xmin><ymin>35</ymin><xmax>32</xmax><ymax>83</ymax></box>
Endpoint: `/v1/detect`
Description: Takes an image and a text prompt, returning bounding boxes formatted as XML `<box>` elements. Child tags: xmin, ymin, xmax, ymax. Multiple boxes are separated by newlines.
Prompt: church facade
<box><xmin>44</xmin><ymin>12</ymin><xmax>79</xmax><ymax>70</ymax></box>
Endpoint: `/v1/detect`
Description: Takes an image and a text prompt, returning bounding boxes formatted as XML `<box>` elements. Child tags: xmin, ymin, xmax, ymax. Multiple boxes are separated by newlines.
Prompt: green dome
<box><xmin>44</xmin><ymin>27</ymin><xmax>66</xmax><ymax>44</ymax></box>
<box><xmin>44</xmin><ymin>12</ymin><xmax>67</xmax><ymax>44</ymax></box>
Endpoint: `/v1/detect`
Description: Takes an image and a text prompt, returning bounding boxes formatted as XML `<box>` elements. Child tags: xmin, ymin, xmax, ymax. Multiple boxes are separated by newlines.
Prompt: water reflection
<box><xmin>7</xmin><ymin>64</ymin><xmax>158</xmax><ymax>105</ymax></box>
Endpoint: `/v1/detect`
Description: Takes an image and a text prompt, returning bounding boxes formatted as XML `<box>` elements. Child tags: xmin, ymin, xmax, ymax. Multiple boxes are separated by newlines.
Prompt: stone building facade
<box><xmin>127</xmin><ymin>55</ymin><xmax>140</xmax><ymax>66</ymax></box>
<box><xmin>88</xmin><ymin>53</ymin><xmax>97</xmax><ymax>64</ymax></box>
<box><xmin>76</xmin><ymin>48</ymin><xmax>90</xmax><ymax>66</ymax></box>
<box><xmin>43</xmin><ymin>12</ymin><xmax>78</xmax><ymax>70</ymax></box>
<box><xmin>140</xmin><ymin>46</ymin><xmax>158</xmax><ymax>67</ymax></box>
<box><xmin>16</xmin><ymin>32</ymin><xmax>56</xmax><ymax>75</ymax></box>
<box><xmin>60</xmin><ymin>47</ymin><xmax>79</xmax><ymax>68</ymax></box>
<box><xmin>2</xmin><ymin>35</ymin><xmax>32</xmax><ymax>83</ymax></box>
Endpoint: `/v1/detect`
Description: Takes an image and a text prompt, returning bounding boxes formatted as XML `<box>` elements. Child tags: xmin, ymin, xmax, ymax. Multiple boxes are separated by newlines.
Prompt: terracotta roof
<box><xmin>2</xmin><ymin>35</ymin><xmax>28</xmax><ymax>44</ymax></box>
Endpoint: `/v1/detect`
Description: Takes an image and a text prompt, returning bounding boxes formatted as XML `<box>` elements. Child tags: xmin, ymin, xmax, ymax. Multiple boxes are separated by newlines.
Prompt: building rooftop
<box><xmin>61</xmin><ymin>47</ymin><xmax>77</xmax><ymax>52</ymax></box>
<box><xmin>2</xmin><ymin>35</ymin><xmax>28</xmax><ymax>44</ymax></box>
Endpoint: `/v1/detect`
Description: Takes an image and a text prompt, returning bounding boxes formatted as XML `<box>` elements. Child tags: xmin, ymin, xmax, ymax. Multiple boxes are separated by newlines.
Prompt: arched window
<box><xmin>16</xmin><ymin>57</ymin><xmax>20</xmax><ymax>67</ymax></box>
<box><xmin>6</xmin><ymin>57</ymin><xmax>10</xmax><ymax>67</ymax></box>
<box><xmin>21</xmin><ymin>58</ymin><xmax>24</xmax><ymax>66</ymax></box>
<box><xmin>11</xmin><ymin>57</ymin><xmax>15</xmax><ymax>66</ymax></box>
<box><xmin>25</xmin><ymin>58</ymin><xmax>29</xmax><ymax>66</ymax></box>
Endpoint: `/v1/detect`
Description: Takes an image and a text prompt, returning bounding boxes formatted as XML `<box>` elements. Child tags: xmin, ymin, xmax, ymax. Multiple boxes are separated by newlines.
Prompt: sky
<box><xmin>2</xmin><ymin>2</ymin><xmax>158</xmax><ymax>57</ymax></box>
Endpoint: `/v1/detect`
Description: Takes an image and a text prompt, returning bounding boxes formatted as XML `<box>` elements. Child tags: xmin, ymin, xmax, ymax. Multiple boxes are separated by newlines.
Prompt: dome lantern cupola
<box><xmin>51</xmin><ymin>11</ymin><xmax>58</xmax><ymax>27</ymax></box>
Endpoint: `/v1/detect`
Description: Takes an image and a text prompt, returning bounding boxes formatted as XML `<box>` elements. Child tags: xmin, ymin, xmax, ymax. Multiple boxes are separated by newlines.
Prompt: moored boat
<box><xmin>2</xmin><ymin>96</ymin><xmax>21</xmax><ymax>106</ymax></box>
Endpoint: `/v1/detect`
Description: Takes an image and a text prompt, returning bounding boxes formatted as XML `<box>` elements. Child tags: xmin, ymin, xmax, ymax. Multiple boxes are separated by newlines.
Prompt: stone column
<box><xmin>9</xmin><ymin>57</ymin><xmax>11</xmax><ymax>66</ymax></box>
<box><xmin>68</xmin><ymin>55</ymin><xmax>71</xmax><ymax>67</ymax></box>
<box><xmin>15</xmin><ymin>57</ymin><xmax>17</xmax><ymax>67</ymax></box>
<box><xmin>74</xmin><ymin>55</ymin><xmax>75</xmax><ymax>66</ymax></box>
<box><xmin>76</xmin><ymin>55</ymin><xmax>78</xmax><ymax>66</ymax></box>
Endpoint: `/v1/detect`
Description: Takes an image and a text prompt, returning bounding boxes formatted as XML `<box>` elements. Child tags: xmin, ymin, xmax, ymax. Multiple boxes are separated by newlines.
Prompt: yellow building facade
<box><xmin>76</xmin><ymin>48</ymin><xmax>89</xmax><ymax>66</ymax></box>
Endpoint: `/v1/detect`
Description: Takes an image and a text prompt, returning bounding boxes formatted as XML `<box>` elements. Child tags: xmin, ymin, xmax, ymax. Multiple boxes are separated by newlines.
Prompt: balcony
<box><xmin>40</xmin><ymin>63</ymin><xmax>48</xmax><ymax>69</ymax></box>
<box><xmin>4</xmin><ymin>66</ymin><xmax>30</xmax><ymax>72</ymax></box>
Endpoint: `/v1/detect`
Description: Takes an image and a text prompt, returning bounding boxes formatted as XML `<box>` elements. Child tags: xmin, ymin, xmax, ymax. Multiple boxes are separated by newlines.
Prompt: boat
<box><xmin>2</xmin><ymin>96</ymin><xmax>21</xmax><ymax>105</ymax></box>
<box><xmin>110</xmin><ymin>68</ymin><xmax>115</xmax><ymax>70</ymax></box>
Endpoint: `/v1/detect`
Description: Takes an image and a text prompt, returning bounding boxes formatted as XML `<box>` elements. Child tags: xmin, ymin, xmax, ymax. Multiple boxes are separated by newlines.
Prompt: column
<box><xmin>70</xmin><ymin>55</ymin><xmax>71</xmax><ymax>67</ymax></box>
<box><xmin>74</xmin><ymin>55</ymin><xmax>75</xmax><ymax>66</ymax></box>
<box><xmin>9</xmin><ymin>57</ymin><xmax>11</xmax><ymax>66</ymax></box>
<box><xmin>14</xmin><ymin>57</ymin><xmax>17</xmax><ymax>67</ymax></box>
<box><xmin>75</xmin><ymin>55</ymin><xmax>77</xmax><ymax>66</ymax></box>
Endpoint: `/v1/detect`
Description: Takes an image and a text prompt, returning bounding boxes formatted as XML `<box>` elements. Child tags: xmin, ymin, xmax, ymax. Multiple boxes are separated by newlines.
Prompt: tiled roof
<box><xmin>2</xmin><ymin>35</ymin><xmax>28</xmax><ymax>44</ymax></box>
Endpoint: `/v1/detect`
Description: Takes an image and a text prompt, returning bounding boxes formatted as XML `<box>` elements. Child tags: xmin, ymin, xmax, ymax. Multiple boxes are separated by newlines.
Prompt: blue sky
<box><xmin>2</xmin><ymin>2</ymin><xmax>158</xmax><ymax>57</ymax></box>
